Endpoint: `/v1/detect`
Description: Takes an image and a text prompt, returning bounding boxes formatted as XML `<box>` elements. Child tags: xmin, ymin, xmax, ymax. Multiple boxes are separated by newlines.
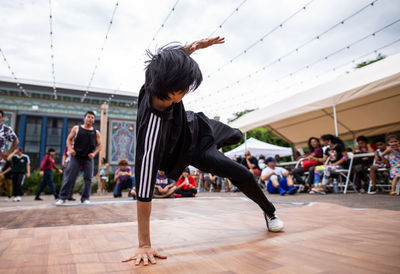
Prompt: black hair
<box><xmin>101</xmin><ymin>157</ymin><xmax>107</xmax><ymax>164</ymax></box>
<box><xmin>145</xmin><ymin>44</ymin><xmax>203</xmax><ymax>101</ymax></box>
<box><xmin>321</xmin><ymin>134</ymin><xmax>344</xmax><ymax>147</ymax></box>
<box><xmin>84</xmin><ymin>111</ymin><xmax>95</xmax><ymax>117</ymax></box>
<box><xmin>374</xmin><ymin>137</ymin><xmax>386</xmax><ymax>144</ymax></box>
<box><xmin>356</xmin><ymin>135</ymin><xmax>368</xmax><ymax>143</ymax></box>
<box><xmin>386</xmin><ymin>133</ymin><xmax>400</xmax><ymax>142</ymax></box>
<box><xmin>0</xmin><ymin>110</ymin><xmax>3</xmax><ymax>117</ymax></box>
<box><xmin>259</xmin><ymin>155</ymin><xmax>265</xmax><ymax>160</ymax></box>
<box><xmin>307</xmin><ymin>137</ymin><xmax>321</xmax><ymax>153</ymax></box>
<box><xmin>47</xmin><ymin>148</ymin><xmax>55</xmax><ymax>154</ymax></box>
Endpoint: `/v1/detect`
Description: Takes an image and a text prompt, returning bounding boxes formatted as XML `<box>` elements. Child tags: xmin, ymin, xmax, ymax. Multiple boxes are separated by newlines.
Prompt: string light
<box><xmin>190</xmin><ymin>0</ymin><xmax>380</xmax><ymax>105</ymax></box>
<box><xmin>208</xmin><ymin>0</ymin><xmax>248</xmax><ymax>38</ymax></box>
<box><xmin>48</xmin><ymin>0</ymin><xmax>57</xmax><ymax>99</ymax></box>
<box><xmin>206</xmin><ymin>0</ymin><xmax>315</xmax><ymax>79</ymax></box>
<box><xmin>82</xmin><ymin>1</ymin><xmax>119</xmax><ymax>102</ymax></box>
<box><xmin>202</xmin><ymin>37</ymin><xmax>400</xmax><ymax>115</ymax></box>
<box><xmin>146</xmin><ymin>0</ymin><xmax>181</xmax><ymax>50</ymax></box>
<box><xmin>0</xmin><ymin>48</ymin><xmax>30</xmax><ymax>97</ymax></box>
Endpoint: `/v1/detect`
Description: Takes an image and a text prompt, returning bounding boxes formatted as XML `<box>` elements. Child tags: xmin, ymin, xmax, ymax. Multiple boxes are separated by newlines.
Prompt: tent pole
<box><xmin>244</xmin><ymin>132</ymin><xmax>247</xmax><ymax>150</ymax></box>
<box><xmin>333</xmin><ymin>104</ymin><xmax>338</xmax><ymax>137</ymax></box>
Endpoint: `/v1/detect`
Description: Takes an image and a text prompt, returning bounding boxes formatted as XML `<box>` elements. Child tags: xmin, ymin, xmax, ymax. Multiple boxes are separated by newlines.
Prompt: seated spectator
<box><xmin>274</xmin><ymin>154</ymin><xmax>281</xmax><ymax>164</ymax></box>
<box><xmin>174</xmin><ymin>168</ymin><xmax>197</xmax><ymax>197</ymax></box>
<box><xmin>204</xmin><ymin>173</ymin><xmax>221</xmax><ymax>192</ymax></box>
<box><xmin>381</xmin><ymin>134</ymin><xmax>400</xmax><ymax>196</ymax></box>
<box><xmin>311</xmin><ymin>135</ymin><xmax>349</xmax><ymax>194</ymax></box>
<box><xmin>368</xmin><ymin>137</ymin><xmax>388</xmax><ymax>194</ymax></box>
<box><xmin>113</xmin><ymin>159</ymin><xmax>134</xmax><ymax>198</ymax></box>
<box><xmin>353</xmin><ymin>135</ymin><xmax>375</xmax><ymax>191</ymax></box>
<box><xmin>261</xmin><ymin>157</ymin><xmax>297</xmax><ymax>195</ymax></box>
<box><xmin>154</xmin><ymin>170</ymin><xmax>176</xmax><ymax>198</ymax></box>
<box><xmin>292</xmin><ymin>137</ymin><xmax>324</xmax><ymax>191</ymax></box>
<box><xmin>258</xmin><ymin>155</ymin><xmax>266</xmax><ymax>170</ymax></box>
<box><xmin>241</xmin><ymin>150</ymin><xmax>261</xmax><ymax>177</ymax></box>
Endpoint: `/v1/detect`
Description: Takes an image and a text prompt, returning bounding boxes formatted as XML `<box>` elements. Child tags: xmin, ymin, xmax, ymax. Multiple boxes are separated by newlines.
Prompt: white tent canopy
<box><xmin>224</xmin><ymin>137</ymin><xmax>293</xmax><ymax>159</ymax></box>
<box><xmin>229</xmin><ymin>53</ymin><xmax>400</xmax><ymax>148</ymax></box>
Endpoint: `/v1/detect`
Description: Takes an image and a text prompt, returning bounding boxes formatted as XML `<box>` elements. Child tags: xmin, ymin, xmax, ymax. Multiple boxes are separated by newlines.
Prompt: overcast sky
<box><xmin>1</xmin><ymin>0</ymin><xmax>399</xmax><ymax>122</ymax></box>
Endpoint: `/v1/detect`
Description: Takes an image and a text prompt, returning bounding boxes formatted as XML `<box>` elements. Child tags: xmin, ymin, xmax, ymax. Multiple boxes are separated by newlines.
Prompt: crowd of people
<box><xmin>1</xmin><ymin>108</ymin><xmax>399</xmax><ymax>201</ymax></box>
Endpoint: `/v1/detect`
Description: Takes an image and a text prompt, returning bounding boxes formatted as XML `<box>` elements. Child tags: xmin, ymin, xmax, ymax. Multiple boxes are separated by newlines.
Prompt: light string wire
<box><xmin>48</xmin><ymin>0</ymin><xmax>57</xmax><ymax>99</ymax></box>
<box><xmin>0</xmin><ymin>48</ymin><xmax>30</xmax><ymax>97</ymax></box>
<box><xmin>82</xmin><ymin>1</ymin><xmax>119</xmax><ymax>102</ymax></box>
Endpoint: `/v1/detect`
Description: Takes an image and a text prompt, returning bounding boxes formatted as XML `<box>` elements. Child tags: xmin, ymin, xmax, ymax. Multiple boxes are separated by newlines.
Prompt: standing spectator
<box><xmin>241</xmin><ymin>150</ymin><xmax>261</xmax><ymax>177</ymax></box>
<box><xmin>57</xmin><ymin>111</ymin><xmax>101</xmax><ymax>204</ymax></box>
<box><xmin>353</xmin><ymin>136</ymin><xmax>375</xmax><ymax>191</ymax></box>
<box><xmin>261</xmin><ymin>157</ymin><xmax>297</xmax><ymax>195</ymax></box>
<box><xmin>113</xmin><ymin>159</ymin><xmax>134</xmax><ymax>198</ymax></box>
<box><xmin>381</xmin><ymin>134</ymin><xmax>400</xmax><ymax>196</ymax></box>
<box><xmin>35</xmin><ymin>148</ymin><xmax>63</xmax><ymax>200</ymax></box>
<box><xmin>0</xmin><ymin>110</ymin><xmax>19</xmax><ymax>161</ymax></box>
<box><xmin>97</xmin><ymin>157</ymin><xmax>109</xmax><ymax>195</ymax></box>
<box><xmin>7</xmin><ymin>148</ymin><xmax>30</xmax><ymax>202</ymax></box>
<box><xmin>0</xmin><ymin>159</ymin><xmax>12</xmax><ymax>201</ymax></box>
<box><xmin>368</xmin><ymin>137</ymin><xmax>388</xmax><ymax>194</ymax></box>
<box><xmin>174</xmin><ymin>168</ymin><xmax>197</xmax><ymax>197</ymax></box>
<box><xmin>312</xmin><ymin>135</ymin><xmax>349</xmax><ymax>194</ymax></box>
<box><xmin>154</xmin><ymin>170</ymin><xmax>176</xmax><ymax>198</ymax></box>
<box><xmin>292</xmin><ymin>137</ymin><xmax>324</xmax><ymax>191</ymax></box>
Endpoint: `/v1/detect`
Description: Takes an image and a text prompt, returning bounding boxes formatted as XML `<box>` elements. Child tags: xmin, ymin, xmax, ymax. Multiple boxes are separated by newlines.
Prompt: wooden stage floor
<box><xmin>0</xmin><ymin>196</ymin><xmax>399</xmax><ymax>273</ymax></box>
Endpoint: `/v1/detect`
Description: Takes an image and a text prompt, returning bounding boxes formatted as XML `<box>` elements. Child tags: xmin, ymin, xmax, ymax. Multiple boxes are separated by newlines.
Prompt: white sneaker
<box><xmin>83</xmin><ymin>200</ymin><xmax>91</xmax><ymax>204</ymax></box>
<box><xmin>264</xmin><ymin>212</ymin><xmax>284</xmax><ymax>232</ymax></box>
<box><xmin>4</xmin><ymin>197</ymin><xmax>11</xmax><ymax>202</ymax></box>
<box><xmin>12</xmin><ymin>197</ymin><xmax>17</xmax><ymax>202</ymax></box>
<box><xmin>56</xmin><ymin>199</ymin><xmax>65</xmax><ymax>205</ymax></box>
<box><xmin>15</xmin><ymin>196</ymin><xmax>22</xmax><ymax>202</ymax></box>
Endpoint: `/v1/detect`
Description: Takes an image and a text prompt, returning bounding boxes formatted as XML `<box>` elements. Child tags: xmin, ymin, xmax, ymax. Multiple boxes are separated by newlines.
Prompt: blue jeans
<box><xmin>36</xmin><ymin>170</ymin><xmax>57</xmax><ymax>198</ymax></box>
<box><xmin>113</xmin><ymin>177</ymin><xmax>133</xmax><ymax>197</ymax></box>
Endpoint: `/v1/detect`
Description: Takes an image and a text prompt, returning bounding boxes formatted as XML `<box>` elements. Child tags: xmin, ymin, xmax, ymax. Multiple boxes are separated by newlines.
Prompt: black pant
<box><xmin>292</xmin><ymin>166</ymin><xmax>316</xmax><ymax>185</ymax></box>
<box><xmin>36</xmin><ymin>170</ymin><xmax>58</xmax><ymax>198</ymax></box>
<box><xmin>191</xmin><ymin>144</ymin><xmax>276</xmax><ymax>217</ymax></box>
<box><xmin>175</xmin><ymin>188</ymin><xmax>197</xmax><ymax>197</ymax></box>
<box><xmin>12</xmin><ymin>173</ymin><xmax>25</xmax><ymax>196</ymax></box>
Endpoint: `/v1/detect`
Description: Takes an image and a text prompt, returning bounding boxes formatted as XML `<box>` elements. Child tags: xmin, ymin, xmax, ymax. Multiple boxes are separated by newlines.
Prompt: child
<box><xmin>381</xmin><ymin>134</ymin><xmax>400</xmax><ymax>196</ymax></box>
<box><xmin>174</xmin><ymin>168</ymin><xmax>197</xmax><ymax>197</ymax></box>
<box><xmin>7</xmin><ymin>148</ymin><xmax>30</xmax><ymax>202</ymax></box>
<box><xmin>122</xmin><ymin>37</ymin><xmax>283</xmax><ymax>266</ymax></box>
<box><xmin>368</xmin><ymin>137</ymin><xmax>387</xmax><ymax>194</ymax></box>
<box><xmin>153</xmin><ymin>170</ymin><xmax>176</xmax><ymax>198</ymax></box>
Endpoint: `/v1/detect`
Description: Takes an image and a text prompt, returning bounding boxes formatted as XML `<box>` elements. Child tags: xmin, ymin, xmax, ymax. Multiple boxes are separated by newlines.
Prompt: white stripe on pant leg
<box><xmin>139</xmin><ymin>114</ymin><xmax>155</xmax><ymax>198</ymax></box>
<box><xmin>141</xmin><ymin>114</ymin><xmax>159</xmax><ymax>198</ymax></box>
<box><xmin>145</xmin><ymin>116</ymin><xmax>161</xmax><ymax>198</ymax></box>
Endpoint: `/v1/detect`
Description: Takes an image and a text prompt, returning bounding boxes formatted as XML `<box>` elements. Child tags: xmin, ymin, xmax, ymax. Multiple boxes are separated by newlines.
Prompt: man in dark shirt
<box><xmin>241</xmin><ymin>150</ymin><xmax>261</xmax><ymax>177</ymax></box>
<box><xmin>57</xmin><ymin>111</ymin><xmax>101</xmax><ymax>204</ymax></box>
<box><xmin>7</xmin><ymin>147</ymin><xmax>30</xmax><ymax>202</ymax></box>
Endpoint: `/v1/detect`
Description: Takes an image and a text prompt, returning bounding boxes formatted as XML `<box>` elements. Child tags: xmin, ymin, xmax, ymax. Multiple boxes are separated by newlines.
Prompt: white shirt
<box><xmin>261</xmin><ymin>166</ymin><xmax>287</xmax><ymax>179</ymax></box>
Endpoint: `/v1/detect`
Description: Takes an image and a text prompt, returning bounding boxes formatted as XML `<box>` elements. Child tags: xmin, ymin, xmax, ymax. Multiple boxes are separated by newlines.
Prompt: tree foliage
<box><xmin>355</xmin><ymin>53</ymin><xmax>385</xmax><ymax>69</ymax></box>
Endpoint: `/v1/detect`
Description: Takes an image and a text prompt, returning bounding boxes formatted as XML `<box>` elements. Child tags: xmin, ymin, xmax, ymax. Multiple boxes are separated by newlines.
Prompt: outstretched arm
<box><xmin>183</xmin><ymin>36</ymin><xmax>225</xmax><ymax>55</ymax></box>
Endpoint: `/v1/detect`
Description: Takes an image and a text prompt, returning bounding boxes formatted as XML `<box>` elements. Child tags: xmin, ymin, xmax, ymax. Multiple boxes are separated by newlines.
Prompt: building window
<box><xmin>24</xmin><ymin>116</ymin><xmax>42</xmax><ymax>169</ymax></box>
<box><xmin>46</xmin><ymin>118</ymin><xmax>63</xmax><ymax>164</ymax></box>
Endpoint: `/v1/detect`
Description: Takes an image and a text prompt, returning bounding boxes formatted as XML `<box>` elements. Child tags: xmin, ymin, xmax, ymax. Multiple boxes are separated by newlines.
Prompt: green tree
<box><xmin>355</xmin><ymin>53</ymin><xmax>385</xmax><ymax>69</ymax></box>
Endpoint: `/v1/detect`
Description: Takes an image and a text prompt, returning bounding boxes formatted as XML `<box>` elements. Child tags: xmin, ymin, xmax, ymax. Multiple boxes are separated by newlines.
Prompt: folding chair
<box><xmin>367</xmin><ymin>159</ymin><xmax>391</xmax><ymax>193</ymax></box>
<box><xmin>331</xmin><ymin>152</ymin><xmax>356</xmax><ymax>194</ymax></box>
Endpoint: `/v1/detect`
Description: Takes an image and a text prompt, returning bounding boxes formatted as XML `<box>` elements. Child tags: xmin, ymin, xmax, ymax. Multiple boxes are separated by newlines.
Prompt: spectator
<box><xmin>368</xmin><ymin>137</ymin><xmax>388</xmax><ymax>194</ymax></box>
<box><xmin>113</xmin><ymin>159</ymin><xmax>134</xmax><ymax>198</ymax></box>
<box><xmin>261</xmin><ymin>157</ymin><xmax>297</xmax><ymax>195</ymax></box>
<box><xmin>97</xmin><ymin>157</ymin><xmax>109</xmax><ymax>195</ymax></box>
<box><xmin>204</xmin><ymin>173</ymin><xmax>221</xmax><ymax>192</ymax></box>
<box><xmin>7</xmin><ymin>148</ymin><xmax>30</xmax><ymax>202</ymax></box>
<box><xmin>292</xmin><ymin>137</ymin><xmax>324</xmax><ymax>191</ymax></box>
<box><xmin>35</xmin><ymin>148</ymin><xmax>63</xmax><ymax>200</ymax></box>
<box><xmin>241</xmin><ymin>150</ymin><xmax>261</xmax><ymax>177</ymax></box>
<box><xmin>154</xmin><ymin>170</ymin><xmax>176</xmax><ymax>198</ymax></box>
<box><xmin>0</xmin><ymin>110</ymin><xmax>19</xmax><ymax>161</ymax></box>
<box><xmin>0</xmin><ymin>159</ymin><xmax>12</xmax><ymax>201</ymax></box>
<box><xmin>381</xmin><ymin>134</ymin><xmax>400</xmax><ymax>196</ymax></box>
<box><xmin>258</xmin><ymin>155</ymin><xmax>266</xmax><ymax>170</ymax></box>
<box><xmin>274</xmin><ymin>154</ymin><xmax>281</xmax><ymax>164</ymax></box>
<box><xmin>353</xmin><ymin>136</ymin><xmax>375</xmax><ymax>191</ymax></box>
<box><xmin>311</xmin><ymin>135</ymin><xmax>348</xmax><ymax>194</ymax></box>
<box><xmin>174</xmin><ymin>168</ymin><xmax>197</xmax><ymax>197</ymax></box>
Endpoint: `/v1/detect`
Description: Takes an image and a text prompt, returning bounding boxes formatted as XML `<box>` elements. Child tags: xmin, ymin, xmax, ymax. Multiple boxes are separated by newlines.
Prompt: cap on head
<box><xmin>265</xmin><ymin>157</ymin><xmax>275</xmax><ymax>164</ymax></box>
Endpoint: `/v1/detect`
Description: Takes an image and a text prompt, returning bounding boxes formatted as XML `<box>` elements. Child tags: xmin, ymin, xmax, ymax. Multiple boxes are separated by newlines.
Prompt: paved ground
<box><xmin>1</xmin><ymin>191</ymin><xmax>399</xmax><ymax>211</ymax></box>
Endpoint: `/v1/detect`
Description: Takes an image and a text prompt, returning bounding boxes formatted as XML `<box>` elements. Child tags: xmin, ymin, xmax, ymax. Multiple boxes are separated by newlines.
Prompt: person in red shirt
<box><xmin>35</xmin><ymin>148</ymin><xmax>63</xmax><ymax>200</ymax></box>
<box><xmin>174</xmin><ymin>167</ymin><xmax>197</xmax><ymax>198</ymax></box>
